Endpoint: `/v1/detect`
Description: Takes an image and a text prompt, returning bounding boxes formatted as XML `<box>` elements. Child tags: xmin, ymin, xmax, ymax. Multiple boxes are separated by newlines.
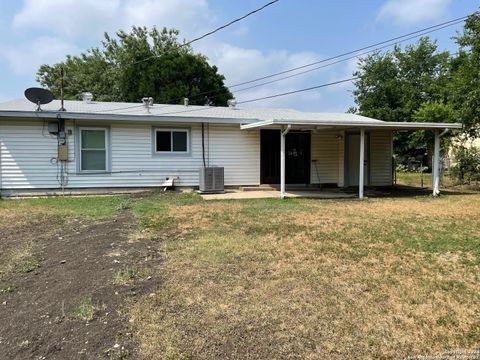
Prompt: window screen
<box><xmin>156</xmin><ymin>131</ymin><xmax>171</xmax><ymax>152</ymax></box>
<box><xmin>155</xmin><ymin>129</ymin><xmax>188</xmax><ymax>153</ymax></box>
<box><xmin>80</xmin><ymin>129</ymin><xmax>107</xmax><ymax>171</ymax></box>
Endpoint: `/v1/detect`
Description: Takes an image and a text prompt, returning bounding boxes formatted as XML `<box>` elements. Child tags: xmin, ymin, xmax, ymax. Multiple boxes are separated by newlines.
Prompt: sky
<box><xmin>0</xmin><ymin>0</ymin><xmax>477</xmax><ymax>111</ymax></box>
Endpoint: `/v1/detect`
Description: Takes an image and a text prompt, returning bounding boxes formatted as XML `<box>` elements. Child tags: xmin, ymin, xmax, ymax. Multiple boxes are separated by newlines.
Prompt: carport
<box><xmin>241</xmin><ymin>115</ymin><xmax>462</xmax><ymax>199</ymax></box>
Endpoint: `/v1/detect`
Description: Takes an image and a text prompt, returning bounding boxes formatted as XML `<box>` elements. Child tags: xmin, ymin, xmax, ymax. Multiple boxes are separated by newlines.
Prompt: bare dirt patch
<box><xmin>0</xmin><ymin>210</ymin><xmax>161</xmax><ymax>359</ymax></box>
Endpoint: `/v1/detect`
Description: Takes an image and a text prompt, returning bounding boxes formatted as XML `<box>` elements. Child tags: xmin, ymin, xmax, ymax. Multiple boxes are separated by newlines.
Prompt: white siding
<box><xmin>0</xmin><ymin>121</ymin><xmax>58</xmax><ymax>188</ymax></box>
<box><xmin>370</xmin><ymin>130</ymin><xmax>393</xmax><ymax>186</ymax></box>
<box><xmin>0</xmin><ymin>120</ymin><xmax>260</xmax><ymax>190</ymax></box>
<box><xmin>208</xmin><ymin>126</ymin><xmax>260</xmax><ymax>186</ymax></box>
<box><xmin>310</xmin><ymin>130</ymin><xmax>344</xmax><ymax>186</ymax></box>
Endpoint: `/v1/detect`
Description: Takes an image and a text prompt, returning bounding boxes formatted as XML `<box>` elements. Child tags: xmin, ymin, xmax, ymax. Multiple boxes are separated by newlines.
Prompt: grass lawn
<box><xmin>396</xmin><ymin>171</ymin><xmax>460</xmax><ymax>188</ymax></box>
<box><xmin>0</xmin><ymin>191</ymin><xmax>479</xmax><ymax>359</ymax></box>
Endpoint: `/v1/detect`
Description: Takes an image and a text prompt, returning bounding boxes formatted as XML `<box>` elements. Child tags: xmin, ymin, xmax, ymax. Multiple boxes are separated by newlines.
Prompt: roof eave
<box><xmin>240</xmin><ymin>119</ymin><xmax>462</xmax><ymax>130</ymax></box>
<box><xmin>0</xmin><ymin>110</ymin><xmax>260</xmax><ymax>125</ymax></box>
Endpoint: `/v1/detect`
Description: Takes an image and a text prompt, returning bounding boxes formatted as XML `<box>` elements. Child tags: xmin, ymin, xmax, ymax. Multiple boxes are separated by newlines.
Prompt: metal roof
<box><xmin>0</xmin><ymin>99</ymin><xmax>462</xmax><ymax>129</ymax></box>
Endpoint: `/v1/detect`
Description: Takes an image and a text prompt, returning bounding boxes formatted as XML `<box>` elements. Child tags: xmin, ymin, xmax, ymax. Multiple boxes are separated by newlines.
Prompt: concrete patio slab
<box><xmin>200</xmin><ymin>189</ymin><xmax>357</xmax><ymax>200</ymax></box>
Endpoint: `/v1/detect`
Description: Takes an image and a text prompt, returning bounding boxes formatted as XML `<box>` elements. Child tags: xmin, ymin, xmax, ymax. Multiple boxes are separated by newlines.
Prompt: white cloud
<box><xmin>5</xmin><ymin>0</ymin><xmax>355</xmax><ymax>111</ymax></box>
<box><xmin>377</xmin><ymin>0</ymin><xmax>452</xmax><ymax>25</ymax></box>
<box><xmin>198</xmin><ymin>42</ymin><xmax>328</xmax><ymax>109</ymax></box>
<box><xmin>13</xmin><ymin>0</ymin><xmax>212</xmax><ymax>40</ymax></box>
<box><xmin>2</xmin><ymin>36</ymin><xmax>79</xmax><ymax>75</ymax></box>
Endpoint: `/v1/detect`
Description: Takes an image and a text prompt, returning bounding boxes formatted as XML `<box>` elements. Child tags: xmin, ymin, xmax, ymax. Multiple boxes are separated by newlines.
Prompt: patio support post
<box><xmin>432</xmin><ymin>129</ymin><xmax>441</xmax><ymax>196</ymax></box>
<box><xmin>359</xmin><ymin>128</ymin><xmax>365</xmax><ymax>199</ymax></box>
<box><xmin>280</xmin><ymin>125</ymin><xmax>291</xmax><ymax>199</ymax></box>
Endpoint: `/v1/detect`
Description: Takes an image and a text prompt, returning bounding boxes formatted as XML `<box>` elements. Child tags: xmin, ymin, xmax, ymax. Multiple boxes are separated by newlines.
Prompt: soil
<box><xmin>0</xmin><ymin>211</ymin><xmax>161</xmax><ymax>359</ymax></box>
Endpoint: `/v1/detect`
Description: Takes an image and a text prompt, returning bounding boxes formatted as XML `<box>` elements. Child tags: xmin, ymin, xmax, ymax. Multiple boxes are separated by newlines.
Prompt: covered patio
<box><xmin>240</xmin><ymin>115</ymin><xmax>462</xmax><ymax>199</ymax></box>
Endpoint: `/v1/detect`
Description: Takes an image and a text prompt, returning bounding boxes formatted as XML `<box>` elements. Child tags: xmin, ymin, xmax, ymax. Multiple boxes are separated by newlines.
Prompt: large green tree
<box><xmin>36</xmin><ymin>27</ymin><xmax>232</xmax><ymax>106</ymax></box>
<box><xmin>351</xmin><ymin>37</ymin><xmax>452</xmax><ymax>162</ymax></box>
<box><xmin>448</xmin><ymin>12</ymin><xmax>480</xmax><ymax>138</ymax></box>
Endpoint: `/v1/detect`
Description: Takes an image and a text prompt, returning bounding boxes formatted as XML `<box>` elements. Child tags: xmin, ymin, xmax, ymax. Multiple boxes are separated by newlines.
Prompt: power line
<box><xmin>232</xmin><ymin>19</ymin><xmax>465</xmax><ymax>94</ymax></box>
<box><xmin>132</xmin><ymin>0</ymin><xmax>280</xmax><ymax>65</ymax></box>
<box><xmin>161</xmin><ymin>13</ymin><xmax>471</xmax><ymax>105</ymax></box>
<box><xmin>145</xmin><ymin>77</ymin><xmax>359</xmax><ymax>117</ymax></box>
<box><xmin>228</xmin><ymin>14</ymin><xmax>472</xmax><ymax>89</ymax></box>
<box><xmin>185</xmin><ymin>0</ymin><xmax>280</xmax><ymax>46</ymax></box>
<box><xmin>90</xmin><ymin>11</ymin><xmax>471</xmax><ymax>111</ymax></box>
<box><xmin>236</xmin><ymin>77</ymin><xmax>358</xmax><ymax>105</ymax></box>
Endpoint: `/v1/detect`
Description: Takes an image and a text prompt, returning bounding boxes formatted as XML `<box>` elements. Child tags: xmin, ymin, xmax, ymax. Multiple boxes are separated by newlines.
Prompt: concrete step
<box><xmin>239</xmin><ymin>186</ymin><xmax>277</xmax><ymax>192</ymax></box>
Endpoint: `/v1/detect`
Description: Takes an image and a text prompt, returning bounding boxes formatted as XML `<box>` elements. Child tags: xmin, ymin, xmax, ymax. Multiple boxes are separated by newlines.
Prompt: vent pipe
<box><xmin>80</xmin><ymin>92</ymin><xmax>93</xmax><ymax>103</ymax></box>
<box><xmin>227</xmin><ymin>98</ymin><xmax>237</xmax><ymax>109</ymax></box>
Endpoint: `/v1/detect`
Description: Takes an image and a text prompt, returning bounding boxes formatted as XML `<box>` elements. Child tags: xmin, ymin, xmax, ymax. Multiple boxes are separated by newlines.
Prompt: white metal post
<box><xmin>359</xmin><ymin>128</ymin><xmax>365</xmax><ymax>199</ymax></box>
<box><xmin>280</xmin><ymin>125</ymin><xmax>291</xmax><ymax>199</ymax></box>
<box><xmin>432</xmin><ymin>129</ymin><xmax>441</xmax><ymax>196</ymax></box>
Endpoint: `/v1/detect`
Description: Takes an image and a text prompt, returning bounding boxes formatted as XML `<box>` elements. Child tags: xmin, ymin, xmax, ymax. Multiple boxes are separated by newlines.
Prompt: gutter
<box><xmin>240</xmin><ymin>119</ymin><xmax>462</xmax><ymax>130</ymax></box>
<box><xmin>0</xmin><ymin>110</ymin><xmax>260</xmax><ymax>125</ymax></box>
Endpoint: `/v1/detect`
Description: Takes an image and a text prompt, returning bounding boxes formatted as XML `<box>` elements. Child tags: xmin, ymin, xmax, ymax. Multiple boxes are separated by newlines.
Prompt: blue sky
<box><xmin>0</xmin><ymin>0</ymin><xmax>477</xmax><ymax>111</ymax></box>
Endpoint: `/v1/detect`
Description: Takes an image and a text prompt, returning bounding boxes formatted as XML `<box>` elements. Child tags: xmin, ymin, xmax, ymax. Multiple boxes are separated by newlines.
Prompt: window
<box><xmin>79</xmin><ymin>127</ymin><xmax>109</xmax><ymax>172</ymax></box>
<box><xmin>154</xmin><ymin>128</ymin><xmax>189</xmax><ymax>154</ymax></box>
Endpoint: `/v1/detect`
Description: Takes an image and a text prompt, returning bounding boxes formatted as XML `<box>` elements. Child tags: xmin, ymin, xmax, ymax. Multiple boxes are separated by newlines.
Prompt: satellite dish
<box><xmin>24</xmin><ymin>87</ymin><xmax>54</xmax><ymax>111</ymax></box>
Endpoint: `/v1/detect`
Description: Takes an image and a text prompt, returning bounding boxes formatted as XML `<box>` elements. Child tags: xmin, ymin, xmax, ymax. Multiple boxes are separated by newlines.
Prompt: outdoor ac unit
<box><xmin>199</xmin><ymin>167</ymin><xmax>224</xmax><ymax>193</ymax></box>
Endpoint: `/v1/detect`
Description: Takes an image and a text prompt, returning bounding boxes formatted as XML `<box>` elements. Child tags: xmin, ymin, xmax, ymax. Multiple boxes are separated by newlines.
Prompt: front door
<box><xmin>260</xmin><ymin>130</ymin><xmax>311</xmax><ymax>184</ymax></box>
<box><xmin>346</xmin><ymin>133</ymin><xmax>369</xmax><ymax>186</ymax></box>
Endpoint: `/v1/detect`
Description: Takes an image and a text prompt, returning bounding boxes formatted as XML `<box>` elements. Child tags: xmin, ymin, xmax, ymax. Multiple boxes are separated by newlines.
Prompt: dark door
<box><xmin>260</xmin><ymin>130</ymin><xmax>311</xmax><ymax>184</ymax></box>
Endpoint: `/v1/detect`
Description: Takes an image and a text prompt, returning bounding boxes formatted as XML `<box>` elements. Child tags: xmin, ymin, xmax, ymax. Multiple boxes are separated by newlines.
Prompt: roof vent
<box><xmin>142</xmin><ymin>97</ymin><xmax>154</xmax><ymax>113</ymax></box>
<box><xmin>80</xmin><ymin>92</ymin><xmax>93</xmax><ymax>103</ymax></box>
<box><xmin>184</xmin><ymin>98</ymin><xmax>189</xmax><ymax>106</ymax></box>
<box><xmin>142</xmin><ymin>97</ymin><xmax>153</xmax><ymax>107</ymax></box>
<box><xmin>227</xmin><ymin>98</ymin><xmax>237</xmax><ymax>109</ymax></box>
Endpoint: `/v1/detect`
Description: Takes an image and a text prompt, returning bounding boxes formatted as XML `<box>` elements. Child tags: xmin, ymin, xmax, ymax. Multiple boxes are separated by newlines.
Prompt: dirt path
<box><xmin>0</xmin><ymin>210</ymin><xmax>161</xmax><ymax>359</ymax></box>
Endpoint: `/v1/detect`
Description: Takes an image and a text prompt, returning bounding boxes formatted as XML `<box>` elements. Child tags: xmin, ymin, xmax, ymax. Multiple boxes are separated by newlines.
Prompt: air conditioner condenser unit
<box><xmin>199</xmin><ymin>167</ymin><xmax>224</xmax><ymax>193</ymax></box>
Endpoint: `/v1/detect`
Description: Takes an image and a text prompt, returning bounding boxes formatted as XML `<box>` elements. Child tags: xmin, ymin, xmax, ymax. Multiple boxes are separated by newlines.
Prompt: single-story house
<box><xmin>0</xmin><ymin>97</ymin><xmax>461</xmax><ymax>198</ymax></box>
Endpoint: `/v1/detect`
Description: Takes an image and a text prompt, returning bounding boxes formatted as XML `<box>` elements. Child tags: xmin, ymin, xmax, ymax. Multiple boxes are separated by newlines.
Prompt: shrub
<box><xmin>451</xmin><ymin>146</ymin><xmax>480</xmax><ymax>183</ymax></box>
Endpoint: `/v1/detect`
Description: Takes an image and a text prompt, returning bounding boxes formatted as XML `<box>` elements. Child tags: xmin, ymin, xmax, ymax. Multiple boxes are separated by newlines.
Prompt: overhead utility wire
<box><xmin>132</xmin><ymin>0</ymin><xmax>280</xmax><ymax>65</ymax></box>
<box><xmin>91</xmin><ymin>12</ymin><xmax>471</xmax><ymax>114</ymax></box>
<box><xmin>185</xmin><ymin>0</ymin><xmax>280</xmax><ymax>46</ymax></box>
<box><xmin>145</xmin><ymin>76</ymin><xmax>359</xmax><ymax>117</ymax></box>
<box><xmin>158</xmin><ymin>14</ymin><xmax>471</xmax><ymax>105</ymax></box>
<box><xmin>227</xmin><ymin>14</ymin><xmax>471</xmax><ymax>88</ymax></box>
<box><xmin>236</xmin><ymin>77</ymin><xmax>359</xmax><ymax>105</ymax></box>
<box><xmin>232</xmin><ymin>19</ymin><xmax>466</xmax><ymax>94</ymax></box>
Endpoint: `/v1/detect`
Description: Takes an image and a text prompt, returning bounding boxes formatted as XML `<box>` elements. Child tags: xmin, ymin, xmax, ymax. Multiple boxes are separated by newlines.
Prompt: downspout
<box><xmin>432</xmin><ymin>128</ymin><xmax>450</xmax><ymax>196</ymax></box>
<box><xmin>201</xmin><ymin>122</ymin><xmax>206</xmax><ymax>168</ymax></box>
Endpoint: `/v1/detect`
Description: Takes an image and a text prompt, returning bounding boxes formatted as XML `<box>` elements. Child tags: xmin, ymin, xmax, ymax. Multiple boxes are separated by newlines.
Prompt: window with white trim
<box><xmin>154</xmin><ymin>128</ymin><xmax>189</xmax><ymax>153</ymax></box>
<box><xmin>79</xmin><ymin>127</ymin><xmax>109</xmax><ymax>172</ymax></box>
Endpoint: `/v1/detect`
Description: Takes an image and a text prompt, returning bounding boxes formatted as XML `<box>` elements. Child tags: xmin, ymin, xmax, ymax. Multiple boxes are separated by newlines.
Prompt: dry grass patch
<box><xmin>127</xmin><ymin>193</ymin><xmax>480</xmax><ymax>359</ymax></box>
<box><xmin>0</xmin><ymin>242</ymin><xmax>41</xmax><ymax>280</ymax></box>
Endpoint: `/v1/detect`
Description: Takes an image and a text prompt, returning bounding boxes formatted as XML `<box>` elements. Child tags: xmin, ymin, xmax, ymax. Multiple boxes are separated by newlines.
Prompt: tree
<box><xmin>449</xmin><ymin>11</ymin><xmax>480</xmax><ymax>138</ymax></box>
<box><xmin>36</xmin><ymin>27</ymin><xmax>232</xmax><ymax>106</ymax></box>
<box><xmin>351</xmin><ymin>38</ymin><xmax>452</xmax><ymax>162</ymax></box>
<box><xmin>411</xmin><ymin>100</ymin><xmax>456</xmax><ymax>152</ymax></box>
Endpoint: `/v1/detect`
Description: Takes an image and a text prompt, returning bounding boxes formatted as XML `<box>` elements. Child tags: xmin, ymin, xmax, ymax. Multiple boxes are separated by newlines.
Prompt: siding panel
<box><xmin>370</xmin><ymin>130</ymin><xmax>393</xmax><ymax>186</ymax></box>
<box><xmin>311</xmin><ymin>130</ymin><xmax>343</xmax><ymax>185</ymax></box>
<box><xmin>1</xmin><ymin>120</ymin><xmax>260</xmax><ymax>189</ymax></box>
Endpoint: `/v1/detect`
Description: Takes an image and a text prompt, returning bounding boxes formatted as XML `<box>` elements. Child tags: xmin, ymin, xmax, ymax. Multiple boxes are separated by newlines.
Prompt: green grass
<box><xmin>1</xmin><ymin>191</ymin><xmax>479</xmax><ymax>359</ymax></box>
<box><xmin>113</xmin><ymin>267</ymin><xmax>149</xmax><ymax>285</ymax></box>
<box><xmin>0</xmin><ymin>285</ymin><xmax>16</xmax><ymax>294</ymax></box>
<box><xmin>0</xmin><ymin>243</ymin><xmax>41</xmax><ymax>280</ymax></box>
<box><xmin>0</xmin><ymin>195</ymin><xmax>129</xmax><ymax>219</ymax></box>
<box><xmin>127</xmin><ymin>192</ymin><xmax>480</xmax><ymax>359</ymax></box>
<box><xmin>396</xmin><ymin>171</ymin><xmax>457</xmax><ymax>187</ymax></box>
<box><xmin>73</xmin><ymin>297</ymin><xmax>106</xmax><ymax>322</ymax></box>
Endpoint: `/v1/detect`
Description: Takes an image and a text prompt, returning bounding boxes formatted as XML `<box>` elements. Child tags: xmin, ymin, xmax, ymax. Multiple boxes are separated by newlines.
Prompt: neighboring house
<box><xmin>0</xmin><ymin>98</ymin><xmax>461</xmax><ymax>198</ymax></box>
